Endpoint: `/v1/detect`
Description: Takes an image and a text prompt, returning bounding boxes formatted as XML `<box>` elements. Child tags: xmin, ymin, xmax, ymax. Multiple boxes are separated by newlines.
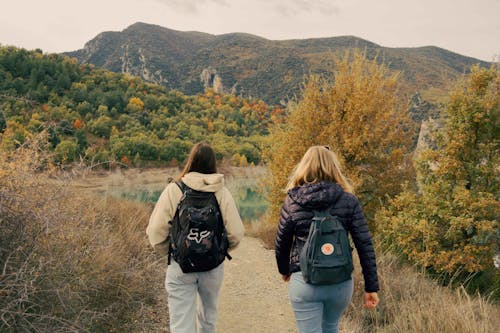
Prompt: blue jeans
<box><xmin>166</xmin><ymin>260</ymin><xmax>224</xmax><ymax>333</ymax></box>
<box><xmin>288</xmin><ymin>272</ymin><xmax>354</xmax><ymax>333</ymax></box>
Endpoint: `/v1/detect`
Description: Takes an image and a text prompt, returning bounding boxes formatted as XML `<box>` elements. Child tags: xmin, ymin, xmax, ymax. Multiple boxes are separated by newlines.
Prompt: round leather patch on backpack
<box><xmin>321</xmin><ymin>243</ymin><xmax>334</xmax><ymax>255</ymax></box>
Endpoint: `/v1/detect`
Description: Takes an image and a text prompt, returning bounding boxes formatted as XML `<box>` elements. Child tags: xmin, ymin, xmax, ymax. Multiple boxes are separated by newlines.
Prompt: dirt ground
<box><xmin>217</xmin><ymin>237</ymin><xmax>297</xmax><ymax>333</ymax></box>
<box><xmin>145</xmin><ymin>236</ymin><xmax>297</xmax><ymax>333</ymax></box>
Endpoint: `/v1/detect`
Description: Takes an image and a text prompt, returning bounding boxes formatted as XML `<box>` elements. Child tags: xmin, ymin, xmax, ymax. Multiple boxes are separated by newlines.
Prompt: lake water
<box><xmin>120</xmin><ymin>186</ymin><xmax>267</xmax><ymax>223</ymax></box>
<box><xmin>76</xmin><ymin>167</ymin><xmax>268</xmax><ymax>223</ymax></box>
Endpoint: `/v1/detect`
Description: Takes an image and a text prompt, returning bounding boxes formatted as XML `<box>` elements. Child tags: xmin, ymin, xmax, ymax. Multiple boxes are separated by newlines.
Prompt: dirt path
<box><xmin>217</xmin><ymin>237</ymin><xmax>296</xmax><ymax>333</ymax></box>
<box><xmin>147</xmin><ymin>237</ymin><xmax>297</xmax><ymax>333</ymax></box>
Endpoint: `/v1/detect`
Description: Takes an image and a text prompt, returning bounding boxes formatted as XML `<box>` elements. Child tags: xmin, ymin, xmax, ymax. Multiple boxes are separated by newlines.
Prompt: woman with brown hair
<box><xmin>147</xmin><ymin>142</ymin><xmax>244</xmax><ymax>333</ymax></box>
<box><xmin>275</xmin><ymin>146</ymin><xmax>379</xmax><ymax>333</ymax></box>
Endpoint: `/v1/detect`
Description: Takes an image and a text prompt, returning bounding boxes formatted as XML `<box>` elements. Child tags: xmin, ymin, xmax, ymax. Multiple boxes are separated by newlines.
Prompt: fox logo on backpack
<box><xmin>299</xmin><ymin>210</ymin><xmax>353</xmax><ymax>285</ymax></box>
<box><xmin>168</xmin><ymin>181</ymin><xmax>231</xmax><ymax>273</ymax></box>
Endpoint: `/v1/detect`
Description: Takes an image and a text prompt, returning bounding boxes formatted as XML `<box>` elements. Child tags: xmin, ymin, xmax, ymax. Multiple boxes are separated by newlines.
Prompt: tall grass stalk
<box><xmin>342</xmin><ymin>247</ymin><xmax>499</xmax><ymax>333</ymax></box>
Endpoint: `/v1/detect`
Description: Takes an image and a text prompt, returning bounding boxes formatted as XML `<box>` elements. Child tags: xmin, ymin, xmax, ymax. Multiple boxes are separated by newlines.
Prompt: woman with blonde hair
<box><xmin>275</xmin><ymin>146</ymin><xmax>379</xmax><ymax>333</ymax></box>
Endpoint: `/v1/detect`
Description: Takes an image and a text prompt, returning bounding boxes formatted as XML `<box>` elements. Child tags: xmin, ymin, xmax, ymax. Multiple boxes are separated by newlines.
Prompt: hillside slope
<box><xmin>66</xmin><ymin>22</ymin><xmax>490</xmax><ymax>104</ymax></box>
<box><xmin>0</xmin><ymin>46</ymin><xmax>278</xmax><ymax>166</ymax></box>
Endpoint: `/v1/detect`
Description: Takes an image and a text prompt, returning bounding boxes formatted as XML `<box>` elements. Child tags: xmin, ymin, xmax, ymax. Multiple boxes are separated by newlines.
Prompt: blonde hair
<box><xmin>286</xmin><ymin>146</ymin><xmax>354</xmax><ymax>193</ymax></box>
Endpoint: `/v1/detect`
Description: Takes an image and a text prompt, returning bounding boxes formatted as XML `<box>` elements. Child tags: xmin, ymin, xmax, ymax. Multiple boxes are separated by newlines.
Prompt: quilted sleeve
<box><xmin>275</xmin><ymin>196</ymin><xmax>295</xmax><ymax>275</ymax></box>
<box><xmin>348</xmin><ymin>198</ymin><xmax>380</xmax><ymax>292</ymax></box>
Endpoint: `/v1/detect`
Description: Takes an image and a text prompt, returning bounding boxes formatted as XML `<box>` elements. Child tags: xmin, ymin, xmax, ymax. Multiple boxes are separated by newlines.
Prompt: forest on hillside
<box><xmin>0</xmin><ymin>46</ymin><xmax>283</xmax><ymax>167</ymax></box>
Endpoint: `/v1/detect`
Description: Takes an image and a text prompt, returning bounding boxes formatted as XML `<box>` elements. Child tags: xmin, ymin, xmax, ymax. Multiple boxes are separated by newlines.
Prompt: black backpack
<box><xmin>168</xmin><ymin>181</ymin><xmax>231</xmax><ymax>273</ymax></box>
<box><xmin>299</xmin><ymin>210</ymin><xmax>353</xmax><ymax>285</ymax></box>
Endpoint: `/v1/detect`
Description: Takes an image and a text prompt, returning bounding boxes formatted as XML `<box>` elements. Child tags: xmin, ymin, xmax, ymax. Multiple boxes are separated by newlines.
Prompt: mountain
<box><xmin>66</xmin><ymin>22</ymin><xmax>490</xmax><ymax>104</ymax></box>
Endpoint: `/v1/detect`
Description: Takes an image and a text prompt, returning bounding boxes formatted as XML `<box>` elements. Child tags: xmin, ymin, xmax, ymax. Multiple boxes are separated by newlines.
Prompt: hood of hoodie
<box><xmin>288</xmin><ymin>181</ymin><xmax>345</xmax><ymax>210</ymax></box>
<box><xmin>181</xmin><ymin>172</ymin><xmax>224</xmax><ymax>192</ymax></box>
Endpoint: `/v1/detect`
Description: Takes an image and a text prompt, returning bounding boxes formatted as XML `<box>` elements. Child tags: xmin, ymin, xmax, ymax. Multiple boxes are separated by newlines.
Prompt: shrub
<box><xmin>377</xmin><ymin>66</ymin><xmax>499</xmax><ymax>294</ymax></box>
<box><xmin>54</xmin><ymin>139</ymin><xmax>78</xmax><ymax>163</ymax></box>
<box><xmin>0</xmin><ymin>136</ymin><xmax>165</xmax><ymax>332</ymax></box>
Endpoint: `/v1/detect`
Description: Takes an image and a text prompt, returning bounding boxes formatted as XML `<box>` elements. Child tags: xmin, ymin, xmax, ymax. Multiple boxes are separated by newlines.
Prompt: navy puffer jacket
<box><xmin>275</xmin><ymin>181</ymin><xmax>379</xmax><ymax>292</ymax></box>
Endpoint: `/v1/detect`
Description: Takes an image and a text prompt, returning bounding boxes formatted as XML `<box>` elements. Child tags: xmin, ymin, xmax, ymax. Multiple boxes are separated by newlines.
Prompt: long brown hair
<box><xmin>179</xmin><ymin>142</ymin><xmax>217</xmax><ymax>179</ymax></box>
<box><xmin>286</xmin><ymin>146</ymin><xmax>354</xmax><ymax>193</ymax></box>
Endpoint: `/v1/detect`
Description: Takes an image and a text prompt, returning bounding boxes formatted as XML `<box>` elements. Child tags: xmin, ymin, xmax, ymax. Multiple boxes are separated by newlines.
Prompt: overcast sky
<box><xmin>0</xmin><ymin>0</ymin><xmax>498</xmax><ymax>61</ymax></box>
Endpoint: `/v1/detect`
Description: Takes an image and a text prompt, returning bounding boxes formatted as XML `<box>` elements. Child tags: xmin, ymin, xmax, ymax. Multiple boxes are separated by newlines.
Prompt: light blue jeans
<box><xmin>288</xmin><ymin>272</ymin><xmax>354</xmax><ymax>333</ymax></box>
<box><xmin>166</xmin><ymin>260</ymin><xmax>224</xmax><ymax>333</ymax></box>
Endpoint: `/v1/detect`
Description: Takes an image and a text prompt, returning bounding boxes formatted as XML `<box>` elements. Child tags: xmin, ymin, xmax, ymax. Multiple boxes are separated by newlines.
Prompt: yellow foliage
<box><xmin>207</xmin><ymin>120</ymin><xmax>215</xmax><ymax>132</ymax></box>
<box><xmin>263</xmin><ymin>50</ymin><xmax>413</xmax><ymax>224</ymax></box>
<box><xmin>127</xmin><ymin>97</ymin><xmax>145</xmax><ymax>111</ymax></box>
<box><xmin>0</xmin><ymin>120</ymin><xmax>30</xmax><ymax>151</ymax></box>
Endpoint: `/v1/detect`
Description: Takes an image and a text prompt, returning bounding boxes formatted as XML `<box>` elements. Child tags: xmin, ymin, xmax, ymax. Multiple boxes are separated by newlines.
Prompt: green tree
<box><xmin>378</xmin><ymin>66</ymin><xmax>499</xmax><ymax>276</ymax></box>
<box><xmin>88</xmin><ymin>115</ymin><xmax>114</xmax><ymax>138</ymax></box>
<box><xmin>0</xmin><ymin>46</ymin><xmax>273</xmax><ymax>168</ymax></box>
<box><xmin>76</xmin><ymin>101</ymin><xmax>92</xmax><ymax>117</ymax></box>
<box><xmin>74</xmin><ymin>129</ymin><xmax>88</xmax><ymax>153</ymax></box>
<box><xmin>54</xmin><ymin>140</ymin><xmax>78</xmax><ymax>163</ymax></box>
<box><xmin>70</xmin><ymin>82</ymin><xmax>88</xmax><ymax>103</ymax></box>
<box><xmin>159</xmin><ymin>138</ymin><xmax>191</xmax><ymax>163</ymax></box>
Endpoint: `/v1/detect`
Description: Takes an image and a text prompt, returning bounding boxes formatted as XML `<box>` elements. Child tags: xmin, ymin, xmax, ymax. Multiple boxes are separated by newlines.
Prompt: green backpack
<box><xmin>299</xmin><ymin>210</ymin><xmax>354</xmax><ymax>285</ymax></box>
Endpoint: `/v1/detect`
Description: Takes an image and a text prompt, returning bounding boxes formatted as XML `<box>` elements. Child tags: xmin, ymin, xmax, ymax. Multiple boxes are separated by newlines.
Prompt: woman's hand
<box><xmin>364</xmin><ymin>292</ymin><xmax>379</xmax><ymax>309</ymax></box>
<box><xmin>281</xmin><ymin>274</ymin><xmax>291</xmax><ymax>282</ymax></box>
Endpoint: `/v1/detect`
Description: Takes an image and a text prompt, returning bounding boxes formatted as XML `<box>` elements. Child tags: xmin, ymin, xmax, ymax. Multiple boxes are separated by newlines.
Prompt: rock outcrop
<box><xmin>200</xmin><ymin>67</ymin><xmax>224</xmax><ymax>93</ymax></box>
<box><xmin>119</xmin><ymin>45</ymin><xmax>166</xmax><ymax>84</ymax></box>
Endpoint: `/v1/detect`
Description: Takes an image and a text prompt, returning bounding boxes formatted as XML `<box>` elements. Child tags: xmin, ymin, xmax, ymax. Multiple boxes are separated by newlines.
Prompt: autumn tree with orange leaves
<box><xmin>263</xmin><ymin>50</ymin><xmax>413</xmax><ymax>224</ymax></box>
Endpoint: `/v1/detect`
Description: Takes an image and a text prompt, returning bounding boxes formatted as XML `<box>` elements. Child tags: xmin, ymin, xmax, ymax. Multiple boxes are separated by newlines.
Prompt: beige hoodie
<box><xmin>146</xmin><ymin>172</ymin><xmax>244</xmax><ymax>251</ymax></box>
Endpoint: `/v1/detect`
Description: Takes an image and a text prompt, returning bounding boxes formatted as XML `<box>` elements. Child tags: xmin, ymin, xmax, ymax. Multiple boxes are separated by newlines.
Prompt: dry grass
<box><xmin>0</xmin><ymin>138</ymin><xmax>167</xmax><ymax>332</ymax></box>
<box><xmin>244</xmin><ymin>215</ymin><xmax>278</xmax><ymax>250</ymax></box>
<box><xmin>255</xmin><ymin>226</ymin><xmax>500</xmax><ymax>333</ymax></box>
<box><xmin>343</xmin><ymin>248</ymin><xmax>499</xmax><ymax>333</ymax></box>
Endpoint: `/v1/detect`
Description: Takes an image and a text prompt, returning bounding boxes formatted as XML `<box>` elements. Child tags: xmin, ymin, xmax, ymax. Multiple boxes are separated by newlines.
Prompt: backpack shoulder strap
<box><xmin>312</xmin><ymin>209</ymin><xmax>345</xmax><ymax>231</ymax></box>
<box><xmin>175</xmin><ymin>180</ymin><xmax>187</xmax><ymax>193</ymax></box>
<box><xmin>168</xmin><ymin>180</ymin><xmax>187</xmax><ymax>266</ymax></box>
<box><xmin>312</xmin><ymin>209</ymin><xmax>330</xmax><ymax>219</ymax></box>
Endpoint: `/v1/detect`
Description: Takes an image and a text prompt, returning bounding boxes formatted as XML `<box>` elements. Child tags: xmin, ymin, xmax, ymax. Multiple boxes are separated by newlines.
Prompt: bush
<box><xmin>0</xmin><ymin>136</ymin><xmax>165</xmax><ymax>332</ymax></box>
<box><xmin>377</xmin><ymin>66</ymin><xmax>499</xmax><ymax>292</ymax></box>
<box><xmin>54</xmin><ymin>139</ymin><xmax>78</xmax><ymax>163</ymax></box>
